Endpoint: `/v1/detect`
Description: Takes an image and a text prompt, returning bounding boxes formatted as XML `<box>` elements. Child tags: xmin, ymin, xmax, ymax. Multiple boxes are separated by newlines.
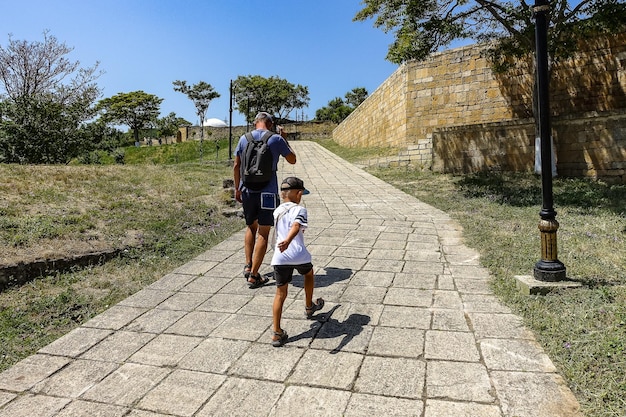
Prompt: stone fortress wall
<box><xmin>333</xmin><ymin>31</ymin><xmax>626</xmax><ymax>182</ymax></box>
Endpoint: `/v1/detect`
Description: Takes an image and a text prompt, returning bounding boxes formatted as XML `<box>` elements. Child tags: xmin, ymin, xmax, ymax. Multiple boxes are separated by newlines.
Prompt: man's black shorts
<box><xmin>242</xmin><ymin>191</ymin><xmax>278</xmax><ymax>226</ymax></box>
<box><xmin>273</xmin><ymin>263</ymin><xmax>314</xmax><ymax>287</ymax></box>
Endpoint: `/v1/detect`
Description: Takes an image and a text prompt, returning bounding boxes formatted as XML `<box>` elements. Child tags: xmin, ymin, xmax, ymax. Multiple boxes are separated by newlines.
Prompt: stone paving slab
<box><xmin>0</xmin><ymin>141</ymin><xmax>583</xmax><ymax>417</ymax></box>
<box><xmin>136</xmin><ymin>369</ymin><xmax>225</xmax><ymax>416</ymax></box>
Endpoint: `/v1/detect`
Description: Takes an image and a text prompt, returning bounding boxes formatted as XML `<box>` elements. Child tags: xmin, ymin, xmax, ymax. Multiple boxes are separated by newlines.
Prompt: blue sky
<box><xmin>0</xmin><ymin>0</ymin><xmax>400</xmax><ymax>126</ymax></box>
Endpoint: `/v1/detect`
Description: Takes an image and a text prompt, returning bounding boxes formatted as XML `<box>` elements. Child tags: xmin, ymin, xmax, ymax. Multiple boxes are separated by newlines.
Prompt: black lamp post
<box><xmin>246</xmin><ymin>94</ymin><xmax>250</xmax><ymax>132</ymax></box>
<box><xmin>229</xmin><ymin>79</ymin><xmax>233</xmax><ymax>161</ymax></box>
<box><xmin>533</xmin><ymin>0</ymin><xmax>566</xmax><ymax>282</ymax></box>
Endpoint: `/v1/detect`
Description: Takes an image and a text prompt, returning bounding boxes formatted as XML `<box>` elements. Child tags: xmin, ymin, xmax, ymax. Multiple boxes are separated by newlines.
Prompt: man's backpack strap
<box><xmin>244</xmin><ymin>131</ymin><xmax>273</xmax><ymax>145</ymax></box>
<box><xmin>259</xmin><ymin>130</ymin><xmax>274</xmax><ymax>142</ymax></box>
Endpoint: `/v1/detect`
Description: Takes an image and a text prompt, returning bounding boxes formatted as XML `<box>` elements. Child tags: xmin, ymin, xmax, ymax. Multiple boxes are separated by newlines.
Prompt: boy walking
<box><xmin>270</xmin><ymin>177</ymin><xmax>324</xmax><ymax>347</ymax></box>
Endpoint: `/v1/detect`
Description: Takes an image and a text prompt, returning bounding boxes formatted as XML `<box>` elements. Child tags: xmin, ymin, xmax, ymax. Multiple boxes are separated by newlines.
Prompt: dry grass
<box><xmin>0</xmin><ymin>163</ymin><xmax>231</xmax><ymax>264</ymax></box>
<box><xmin>0</xmin><ymin>155</ymin><xmax>244</xmax><ymax>371</ymax></box>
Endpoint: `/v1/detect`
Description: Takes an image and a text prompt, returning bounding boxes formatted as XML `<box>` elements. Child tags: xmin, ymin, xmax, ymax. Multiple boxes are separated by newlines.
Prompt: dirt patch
<box><xmin>0</xmin><ymin>230</ymin><xmax>144</xmax><ymax>266</ymax></box>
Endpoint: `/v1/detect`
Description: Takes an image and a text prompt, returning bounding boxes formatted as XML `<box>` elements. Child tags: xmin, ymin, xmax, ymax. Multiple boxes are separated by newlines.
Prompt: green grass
<box><xmin>122</xmin><ymin>138</ymin><xmax>232</xmax><ymax>164</ymax></box>
<box><xmin>313</xmin><ymin>137</ymin><xmax>402</xmax><ymax>161</ymax></box>
<box><xmin>315</xmin><ymin>140</ymin><xmax>625</xmax><ymax>417</ymax></box>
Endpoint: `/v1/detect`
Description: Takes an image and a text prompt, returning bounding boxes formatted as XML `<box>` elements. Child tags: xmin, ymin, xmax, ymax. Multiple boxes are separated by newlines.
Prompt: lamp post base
<box><xmin>533</xmin><ymin>260</ymin><xmax>567</xmax><ymax>282</ymax></box>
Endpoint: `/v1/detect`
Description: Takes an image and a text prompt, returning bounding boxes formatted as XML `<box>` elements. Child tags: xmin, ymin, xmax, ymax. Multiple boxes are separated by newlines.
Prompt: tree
<box><xmin>315</xmin><ymin>98</ymin><xmax>353</xmax><ymax>123</ymax></box>
<box><xmin>172</xmin><ymin>80</ymin><xmax>219</xmax><ymax>146</ymax></box>
<box><xmin>77</xmin><ymin>120</ymin><xmax>127</xmax><ymax>153</ymax></box>
<box><xmin>1</xmin><ymin>95</ymin><xmax>96</xmax><ymax>163</ymax></box>
<box><xmin>354</xmin><ymin>1</ymin><xmax>626</xmax><ymax>67</ymax></box>
<box><xmin>156</xmin><ymin>112</ymin><xmax>191</xmax><ymax>139</ymax></box>
<box><xmin>0</xmin><ymin>30</ymin><xmax>101</xmax><ymax>102</ymax></box>
<box><xmin>172</xmin><ymin>81</ymin><xmax>219</xmax><ymax>125</ymax></box>
<box><xmin>96</xmin><ymin>91</ymin><xmax>163</xmax><ymax>144</ymax></box>
<box><xmin>315</xmin><ymin>88</ymin><xmax>369</xmax><ymax>123</ymax></box>
<box><xmin>345</xmin><ymin>87</ymin><xmax>369</xmax><ymax>108</ymax></box>
<box><xmin>232</xmin><ymin>75</ymin><xmax>309</xmax><ymax>123</ymax></box>
<box><xmin>0</xmin><ymin>31</ymin><xmax>102</xmax><ymax>163</ymax></box>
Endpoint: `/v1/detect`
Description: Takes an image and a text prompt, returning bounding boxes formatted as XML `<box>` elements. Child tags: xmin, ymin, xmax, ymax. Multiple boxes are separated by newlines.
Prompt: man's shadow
<box><xmin>288</xmin><ymin>305</ymin><xmax>370</xmax><ymax>354</ymax></box>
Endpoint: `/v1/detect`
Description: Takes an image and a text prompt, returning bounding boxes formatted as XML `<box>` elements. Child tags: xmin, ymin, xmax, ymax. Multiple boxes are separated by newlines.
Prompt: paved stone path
<box><xmin>0</xmin><ymin>141</ymin><xmax>582</xmax><ymax>416</ymax></box>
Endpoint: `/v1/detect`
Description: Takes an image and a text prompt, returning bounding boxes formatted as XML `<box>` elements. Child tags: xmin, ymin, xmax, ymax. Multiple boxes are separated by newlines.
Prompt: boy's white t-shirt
<box><xmin>271</xmin><ymin>202</ymin><xmax>312</xmax><ymax>266</ymax></box>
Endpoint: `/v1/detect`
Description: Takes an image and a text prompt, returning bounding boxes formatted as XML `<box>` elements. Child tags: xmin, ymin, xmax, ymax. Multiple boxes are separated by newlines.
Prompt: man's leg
<box><xmin>250</xmin><ymin>224</ymin><xmax>271</xmax><ymax>279</ymax></box>
<box><xmin>244</xmin><ymin>221</ymin><xmax>258</xmax><ymax>273</ymax></box>
<box><xmin>241</xmin><ymin>188</ymin><xmax>258</xmax><ymax>277</ymax></box>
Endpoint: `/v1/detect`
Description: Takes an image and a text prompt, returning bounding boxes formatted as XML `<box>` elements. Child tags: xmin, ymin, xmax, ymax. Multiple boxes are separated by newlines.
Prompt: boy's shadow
<box><xmin>289</xmin><ymin>305</ymin><xmax>370</xmax><ymax>354</ymax></box>
<box><xmin>291</xmin><ymin>267</ymin><xmax>353</xmax><ymax>289</ymax></box>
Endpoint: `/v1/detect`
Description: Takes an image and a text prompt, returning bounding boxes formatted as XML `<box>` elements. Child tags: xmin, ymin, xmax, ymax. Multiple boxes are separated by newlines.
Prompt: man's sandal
<box><xmin>306</xmin><ymin>298</ymin><xmax>325</xmax><ymax>319</ymax></box>
<box><xmin>248</xmin><ymin>273</ymin><xmax>269</xmax><ymax>289</ymax></box>
<box><xmin>271</xmin><ymin>329</ymin><xmax>288</xmax><ymax>347</ymax></box>
<box><xmin>243</xmin><ymin>263</ymin><xmax>252</xmax><ymax>279</ymax></box>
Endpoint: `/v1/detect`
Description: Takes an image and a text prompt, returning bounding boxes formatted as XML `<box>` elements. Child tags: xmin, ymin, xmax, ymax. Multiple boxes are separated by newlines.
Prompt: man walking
<box><xmin>233</xmin><ymin>112</ymin><xmax>296</xmax><ymax>288</ymax></box>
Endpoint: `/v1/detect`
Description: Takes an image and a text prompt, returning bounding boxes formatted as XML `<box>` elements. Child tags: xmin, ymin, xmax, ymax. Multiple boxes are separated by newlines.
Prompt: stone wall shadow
<box><xmin>432</xmin><ymin>120</ymin><xmax>536</xmax><ymax>174</ymax></box>
<box><xmin>492</xmin><ymin>34</ymin><xmax>626</xmax><ymax>182</ymax></box>
<box><xmin>551</xmin><ymin>35</ymin><xmax>626</xmax><ymax>115</ymax></box>
<box><xmin>493</xmin><ymin>54</ymin><xmax>535</xmax><ymax>119</ymax></box>
<box><xmin>457</xmin><ymin>171</ymin><xmax>626</xmax><ymax>215</ymax></box>
<box><xmin>494</xmin><ymin>32</ymin><xmax>626</xmax><ymax>120</ymax></box>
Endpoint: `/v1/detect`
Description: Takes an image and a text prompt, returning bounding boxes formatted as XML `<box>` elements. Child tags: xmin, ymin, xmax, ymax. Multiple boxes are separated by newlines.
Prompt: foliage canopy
<box><xmin>0</xmin><ymin>31</ymin><xmax>102</xmax><ymax>163</ymax></box>
<box><xmin>156</xmin><ymin>112</ymin><xmax>191</xmax><ymax>138</ymax></box>
<box><xmin>232</xmin><ymin>75</ymin><xmax>309</xmax><ymax>123</ymax></box>
<box><xmin>354</xmin><ymin>0</ymin><xmax>626</xmax><ymax>67</ymax></box>
<box><xmin>315</xmin><ymin>87</ymin><xmax>369</xmax><ymax>123</ymax></box>
<box><xmin>172</xmin><ymin>80</ymin><xmax>220</xmax><ymax>126</ymax></box>
<box><xmin>96</xmin><ymin>91</ymin><xmax>163</xmax><ymax>144</ymax></box>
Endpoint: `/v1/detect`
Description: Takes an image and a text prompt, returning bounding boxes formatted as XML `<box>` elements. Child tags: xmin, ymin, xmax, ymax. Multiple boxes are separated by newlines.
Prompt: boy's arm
<box><xmin>277</xmin><ymin>222</ymin><xmax>301</xmax><ymax>253</ymax></box>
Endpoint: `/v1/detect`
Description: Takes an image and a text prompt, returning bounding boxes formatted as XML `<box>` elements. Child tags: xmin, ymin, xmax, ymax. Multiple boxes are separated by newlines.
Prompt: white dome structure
<box><xmin>203</xmin><ymin>118</ymin><xmax>227</xmax><ymax>127</ymax></box>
